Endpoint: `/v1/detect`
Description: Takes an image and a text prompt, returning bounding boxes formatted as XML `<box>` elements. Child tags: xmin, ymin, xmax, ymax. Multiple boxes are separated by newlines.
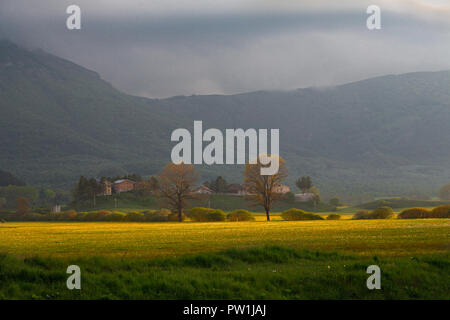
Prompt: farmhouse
<box><xmin>226</xmin><ymin>184</ymin><xmax>255</xmax><ymax>196</ymax></box>
<box><xmin>273</xmin><ymin>184</ymin><xmax>290</xmax><ymax>194</ymax></box>
<box><xmin>227</xmin><ymin>184</ymin><xmax>246</xmax><ymax>195</ymax></box>
<box><xmin>113</xmin><ymin>179</ymin><xmax>136</xmax><ymax>193</ymax></box>
<box><xmin>100</xmin><ymin>179</ymin><xmax>112</xmax><ymax>196</ymax></box>
<box><xmin>193</xmin><ymin>185</ymin><xmax>214</xmax><ymax>194</ymax></box>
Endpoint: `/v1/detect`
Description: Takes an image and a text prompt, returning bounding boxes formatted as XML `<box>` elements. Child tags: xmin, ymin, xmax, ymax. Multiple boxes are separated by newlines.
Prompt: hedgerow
<box><xmin>281</xmin><ymin>208</ymin><xmax>324</xmax><ymax>221</ymax></box>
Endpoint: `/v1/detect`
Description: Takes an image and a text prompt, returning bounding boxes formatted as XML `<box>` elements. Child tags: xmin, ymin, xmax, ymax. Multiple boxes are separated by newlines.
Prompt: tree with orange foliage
<box><xmin>157</xmin><ymin>162</ymin><xmax>199</xmax><ymax>222</ymax></box>
<box><xmin>15</xmin><ymin>196</ymin><xmax>30</xmax><ymax>215</ymax></box>
<box><xmin>244</xmin><ymin>155</ymin><xmax>288</xmax><ymax>221</ymax></box>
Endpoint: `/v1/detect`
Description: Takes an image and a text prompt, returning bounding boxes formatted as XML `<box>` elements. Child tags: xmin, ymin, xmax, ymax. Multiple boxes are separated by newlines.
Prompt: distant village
<box><xmin>99</xmin><ymin>178</ymin><xmax>316</xmax><ymax>202</ymax></box>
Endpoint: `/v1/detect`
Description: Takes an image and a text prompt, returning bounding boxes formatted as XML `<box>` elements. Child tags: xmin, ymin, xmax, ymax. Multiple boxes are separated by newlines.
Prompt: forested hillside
<box><xmin>1</xmin><ymin>40</ymin><xmax>449</xmax><ymax>200</ymax></box>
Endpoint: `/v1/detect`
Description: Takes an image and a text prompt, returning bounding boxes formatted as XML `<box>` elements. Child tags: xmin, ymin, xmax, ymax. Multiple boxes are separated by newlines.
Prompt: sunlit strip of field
<box><xmin>0</xmin><ymin>219</ymin><xmax>448</xmax><ymax>259</ymax></box>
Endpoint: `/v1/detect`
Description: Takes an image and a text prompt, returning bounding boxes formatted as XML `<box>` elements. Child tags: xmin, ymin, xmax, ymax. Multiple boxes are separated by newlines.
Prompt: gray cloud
<box><xmin>1</xmin><ymin>0</ymin><xmax>450</xmax><ymax>97</ymax></box>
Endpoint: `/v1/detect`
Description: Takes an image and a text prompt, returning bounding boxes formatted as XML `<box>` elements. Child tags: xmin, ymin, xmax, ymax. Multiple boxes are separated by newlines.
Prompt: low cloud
<box><xmin>1</xmin><ymin>0</ymin><xmax>449</xmax><ymax>97</ymax></box>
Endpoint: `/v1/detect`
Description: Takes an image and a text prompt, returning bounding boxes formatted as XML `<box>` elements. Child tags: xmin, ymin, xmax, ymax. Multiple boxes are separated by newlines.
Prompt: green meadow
<box><xmin>0</xmin><ymin>218</ymin><xmax>449</xmax><ymax>299</ymax></box>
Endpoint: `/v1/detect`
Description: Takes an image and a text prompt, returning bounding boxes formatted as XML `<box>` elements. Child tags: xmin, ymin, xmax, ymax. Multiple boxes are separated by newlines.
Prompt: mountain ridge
<box><xmin>1</xmin><ymin>41</ymin><xmax>449</xmax><ymax>201</ymax></box>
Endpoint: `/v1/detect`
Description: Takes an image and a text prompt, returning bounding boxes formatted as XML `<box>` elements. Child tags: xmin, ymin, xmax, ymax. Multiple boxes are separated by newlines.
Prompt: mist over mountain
<box><xmin>1</xmin><ymin>40</ymin><xmax>449</xmax><ymax>201</ymax></box>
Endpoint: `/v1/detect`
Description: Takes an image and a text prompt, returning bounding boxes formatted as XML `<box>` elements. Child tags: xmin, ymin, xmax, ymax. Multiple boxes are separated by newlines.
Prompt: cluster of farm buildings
<box><xmin>99</xmin><ymin>179</ymin><xmax>135</xmax><ymax>195</ymax></box>
<box><xmin>99</xmin><ymin>179</ymin><xmax>315</xmax><ymax>201</ymax></box>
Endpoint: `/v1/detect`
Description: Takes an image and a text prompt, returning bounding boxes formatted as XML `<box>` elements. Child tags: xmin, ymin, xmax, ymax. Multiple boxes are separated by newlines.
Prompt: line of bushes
<box><xmin>352</xmin><ymin>206</ymin><xmax>394</xmax><ymax>220</ymax></box>
<box><xmin>2</xmin><ymin>208</ymin><xmax>258</xmax><ymax>223</ymax></box>
<box><xmin>4</xmin><ymin>205</ymin><xmax>448</xmax><ymax>223</ymax></box>
<box><xmin>352</xmin><ymin>205</ymin><xmax>450</xmax><ymax>220</ymax></box>
<box><xmin>186</xmin><ymin>207</ymin><xmax>256</xmax><ymax>222</ymax></box>
<box><xmin>3</xmin><ymin>209</ymin><xmax>180</xmax><ymax>222</ymax></box>
<box><xmin>398</xmin><ymin>205</ymin><xmax>450</xmax><ymax>219</ymax></box>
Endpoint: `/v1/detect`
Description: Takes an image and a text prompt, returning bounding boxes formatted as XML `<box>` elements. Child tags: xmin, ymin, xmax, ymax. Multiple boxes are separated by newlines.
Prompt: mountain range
<box><xmin>1</xmin><ymin>40</ymin><xmax>449</xmax><ymax>201</ymax></box>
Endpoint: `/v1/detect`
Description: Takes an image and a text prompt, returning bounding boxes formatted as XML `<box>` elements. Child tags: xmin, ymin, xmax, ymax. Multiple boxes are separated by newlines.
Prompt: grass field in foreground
<box><xmin>1</xmin><ymin>220</ymin><xmax>449</xmax><ymax>300</ymax></box>
<box><xmin>0</xmin><ymin>246</ymin><xmax>449</xmax><ymax>299</ymax></box>
<box><xmin>0</xmin><ymin>219</ymin><xmax>449</xmax><ymax>258</ymax></box>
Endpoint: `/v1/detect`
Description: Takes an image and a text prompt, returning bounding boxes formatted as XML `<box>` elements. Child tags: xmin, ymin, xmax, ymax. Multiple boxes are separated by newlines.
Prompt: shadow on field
<box><xmin>0</xmin><ymin>246</ymin><xmax>448</xmax><ymax>300</ymax></box>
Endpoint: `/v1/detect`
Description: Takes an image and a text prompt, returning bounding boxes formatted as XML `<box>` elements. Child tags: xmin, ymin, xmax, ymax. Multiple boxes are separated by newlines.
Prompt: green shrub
<box><xmin>187</xmin><ymin>207</ymin><xmax>226</xmax><ymax>222</ymax></box>
<box><xmin>281</xmin><ymin>208</ymin><xmax>324</xmax><ymax>221</ymax></box>
<box><xmin>144</xmin><ymin>209</ymin><xmax>170</xmax><ymax>222</ymax></box>
<box><xmin>187</xmin><ymin>207</ymin><xmax>211</xmax><ymax>221</ymax></box>
<box><xmin>103</xmin><ymin>212</ymin><xmax>126</xmax><ymax>221</ymax></box>
<box><xmin>206</xmin><ymin>209</ymin><xmax>226</xmax><ymax>222</ymax></box>
<box><xmin>370</xmin><ymin>206</ymin><xmax>394</xmax><ymax>219</ymax></box>
<box><xmin>353</xmin><ymin>210</ymin><xmax>370</xmax><ymax>219</ymax></box>
<box><xmin>398</xmin><ymin>207</ymin><xmax>431</xmax><ymax>219</ymax></box>
<box><xmin>125</xmin><ymin>212</ymin><xmax>145</xmax><ymax>222</ymax></box>
<box><xmin>227</xmin><ymin>209</ymin><xmax>255</xmax><ymax>221</ymax></box>
<box><xmin>326</xmin><ymin>213</ymin><xmax>341</xmax><ymax>220</ymax></box>
<box><xmin>353</xmin><ymin>207</ymin><xmax>393</xmax><ymax>219</ymax></box>
<box><xmin>430</xmin><ymin>205</ymin><xmax>450</xmax><ymax>218</ymax></box>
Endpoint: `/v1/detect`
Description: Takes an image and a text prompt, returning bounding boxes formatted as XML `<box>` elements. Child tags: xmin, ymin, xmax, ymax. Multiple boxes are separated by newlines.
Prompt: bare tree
<box><xmin>244</xmin><ymin>155</ymin><xmax>288</xmax><ymax>221</ymax></box>
<box><xmin>157</xmin><ymin>162</ymin><xmax>199</xmax><ymax>222</ymax></box>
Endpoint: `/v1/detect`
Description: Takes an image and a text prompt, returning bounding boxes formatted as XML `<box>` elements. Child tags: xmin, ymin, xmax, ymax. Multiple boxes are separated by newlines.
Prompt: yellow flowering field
<box><xmin>0</xmin><ymin>219</ymin><xmax>448</xmax><ymax>259</ymax></box>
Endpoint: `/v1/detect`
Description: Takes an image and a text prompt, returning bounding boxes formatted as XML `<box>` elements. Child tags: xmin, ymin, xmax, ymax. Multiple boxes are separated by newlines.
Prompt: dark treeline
<box><xmin>0</xmin><ymin>169</ymin><xmax>25</xmax><ymax>187</ymax></box>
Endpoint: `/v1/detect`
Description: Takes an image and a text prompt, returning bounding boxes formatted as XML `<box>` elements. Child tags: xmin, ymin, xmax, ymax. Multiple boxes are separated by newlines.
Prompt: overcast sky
<box><xmin>1</xmin><ymin>0</ymin><xmax>450</xmax><ymax>98</ymax></box>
